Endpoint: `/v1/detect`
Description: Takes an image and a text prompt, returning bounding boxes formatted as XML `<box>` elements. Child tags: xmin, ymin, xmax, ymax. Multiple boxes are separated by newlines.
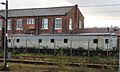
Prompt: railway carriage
<box><xmin>7</xmin><ymin>33</ymin><xmax>117</xmax><ymax>51</ymax></box>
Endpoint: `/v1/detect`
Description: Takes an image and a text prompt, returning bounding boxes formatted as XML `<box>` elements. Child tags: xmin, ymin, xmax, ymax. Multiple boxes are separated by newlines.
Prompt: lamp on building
<box><xmin>0</xmin><ymin>0</ymin><xmax>8</xmax><ymax>70</ymax></box>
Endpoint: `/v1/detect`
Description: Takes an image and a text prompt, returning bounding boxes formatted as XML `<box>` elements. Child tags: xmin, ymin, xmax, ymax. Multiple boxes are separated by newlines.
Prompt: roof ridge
<box><xmin>7</xmin><ymin>5</ymin><xmax>74</xmax><ymax>11</ymax></box>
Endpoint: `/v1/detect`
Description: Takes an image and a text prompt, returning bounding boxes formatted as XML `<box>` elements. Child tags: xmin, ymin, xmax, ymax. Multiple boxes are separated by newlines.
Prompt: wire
<box><xmin>83</xmin><ymin>11</ymin><xmax>120</xmax><ymax>13</ymax></box>
<box><xmin>79</xmin><ymin>4</ymin><xmax>120</xmax><ymax>7</ymax></box>
<box><xmin>95</xmin><ymin>11</ymin><xmax>120</xmax><ymax>13</ymax></box>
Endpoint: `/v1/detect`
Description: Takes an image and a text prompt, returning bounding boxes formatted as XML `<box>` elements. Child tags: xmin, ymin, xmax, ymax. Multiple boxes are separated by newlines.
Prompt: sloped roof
<box><xmin>0</xmin><ymin>6</ymin><xmax>74</xmax><ymax>17</ymax></box>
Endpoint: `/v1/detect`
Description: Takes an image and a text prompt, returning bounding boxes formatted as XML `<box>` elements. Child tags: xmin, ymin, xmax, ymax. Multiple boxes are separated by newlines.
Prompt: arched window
<box><xmin>8</xmin><ymin>19</ymin><xmax>12</xmax><ymax>30</ymax></box>
<box><xmin>0</xmin><ymin>19</ymin><xmax>3</xmax><ymax>30</ymax></box>
<box><xmin>69</xmin><ymin>18</ymin><xmax>72</xmax><ymax>30</ymax></box>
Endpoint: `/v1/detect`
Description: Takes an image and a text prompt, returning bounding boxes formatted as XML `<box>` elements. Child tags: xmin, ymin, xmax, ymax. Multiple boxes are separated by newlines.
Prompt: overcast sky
<box><xmin>0</xmin><ymin>0</ymin><xmax>120</xmax><ymax>28</ymax></box>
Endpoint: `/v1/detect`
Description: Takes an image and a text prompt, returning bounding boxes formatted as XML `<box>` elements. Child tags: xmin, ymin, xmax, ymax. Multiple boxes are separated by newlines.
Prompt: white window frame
<box><xmin>79</xmin><ymin>20</ymin><xmax>82</xmax><ymax>29</ymax></box>
<box><xmin>69</xmin><ymin>18</ymin><xmax>72</xmax><ymax>30</ymax></box>
<box><xmin>7</xmin><ymin>19</ymin><xmax>12</xmax><ymax>30</ymax></box>
<box><xmin>55</xmin><ymin>18</ymin><xmax>62</xmax><ymax>29</ymax></box>
<box><xmin>0</xmin><ymin>19</ymin><xmax>3</xmax><ymax>30</ymax></box>
<box><xmin>16</xmin><ymin>19</ymin><xmax>23</xmax><ymax>30</ymax></box>
<box><xmin>42</xmin><ymin>18</ymin><xmax>48</xmax><ymax>29</ymax></box>
<box><xmin>27</xmin><ymin>18</ymin><xmax>35</xmax><ymax>24</ymax></box>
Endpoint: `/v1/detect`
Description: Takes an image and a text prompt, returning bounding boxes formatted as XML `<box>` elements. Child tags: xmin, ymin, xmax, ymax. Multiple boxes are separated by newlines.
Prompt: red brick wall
<box><xmin>0</xmin><ymin>5</ymin><xmax>84</xmax><ymax>34</ymax></box>
<box><xmin>65</xmin><ymin>5</ymin><xmax>84</xmax><ymax>33</ymax></box>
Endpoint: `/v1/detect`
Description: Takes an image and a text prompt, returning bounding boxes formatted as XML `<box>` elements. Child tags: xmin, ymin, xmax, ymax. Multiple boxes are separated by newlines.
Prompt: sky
<box><xmin>0</xmin><ymin>0</ymin><xmax>120</xmax><ymax>28</ymax></box>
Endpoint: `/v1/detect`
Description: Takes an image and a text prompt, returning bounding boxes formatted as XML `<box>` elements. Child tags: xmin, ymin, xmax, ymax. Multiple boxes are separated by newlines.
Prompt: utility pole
<box><xmin>118</xmin><ymin>37</ymin><xmax>120</xmax><ymax>72</ymax></box>
<box><xmin>4</xmin><ymin>0</ymin><xmax>8</xmax><ymax>68</ymax></box>
<box><xmin>0</xmin><ymin>0</ymin><xmax>8</xmax><ymax>69</ymax></box>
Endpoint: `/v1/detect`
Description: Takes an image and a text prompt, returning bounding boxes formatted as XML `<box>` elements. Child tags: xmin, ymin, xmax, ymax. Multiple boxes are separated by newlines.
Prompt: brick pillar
<box><xmin>35</xmin><ymin>17</ymin><xmax>39</xmax><ymax>35</ymax></box>
<box><xmin>74</xmin><ymin>4</ymin><xmax>78</xmax><ymax>32</ymax></box>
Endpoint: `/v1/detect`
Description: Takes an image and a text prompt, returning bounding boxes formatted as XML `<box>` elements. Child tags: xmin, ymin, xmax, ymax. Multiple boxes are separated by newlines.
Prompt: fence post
<box><xmin>107</xmin><ymin>43</ymin><xmax>109</xmax><ymax>58</ymax></box>
<box><xmin>25</xmin><ymin>40</ymin><xmax>27</xmax><ymax>53</ymax></box>
<box><xmin>69</xmin><ymin>38</ymin><xmax>73</xmax><ymax>57</ymax></box>
<box><xmin>54</xmin><ymin>41</ymin><xmax>56</xmax><ymax>55</ymax></box>
<box><xmin>88</xmin><ymin>40</ymin><xmax>90</xmax><ymax>58</ymax></box>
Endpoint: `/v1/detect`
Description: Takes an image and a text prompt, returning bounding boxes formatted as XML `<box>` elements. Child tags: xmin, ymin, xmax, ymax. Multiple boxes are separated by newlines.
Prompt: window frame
<box><xmin>16</xmin><ymin>39</ymin><xmax>20</xmax><ymax>43</ymax></box>
<box><xmin>27</xmin><ymin>18</ymin><xmax>35</xmax><ymax>24</ymax></box>
<box><xmin>0</xmin><ymin>19</ymin><xmax>3</xmax><ymax>30</ymax></box>
<box><xmin>93</xmin><ymin>39</ymin><xmax>98</xmax><ymax>44</ymax></box>
<box><xmin>55</xmin><ymin>18</ymin><xmax>62</xmax><ymax>29</ymax></box>
<box><xmin>79</xmin><ymin>20</ymin><xmax>82</xmax><ymax>29</ymax></box>
<box><xmin>42</xmin><ymin>18</ymin><xmax>48</xmax><ymax>29</ymax></box>
<box><xmin>105</xmin><ymin>39</ymin><xmax>109</xmax><ymax>44</ymax></box>
<box><xmin>69</xmin><ymin>18</ymin><xmax>72</xmax><ymax>30</ymax></box>
<box><xmin>51</xmin><ymin>39</ymin><xmax>54</xmax><ymax>43</ymax></box>
<box><xmin>38</xmin><ymin>39</ymin><xmax>42</xmax><ymax>43</ymax></box>
<box><xmin>8</xmin><ymin>39</ymin><xmax>11</xmax><ymax>43</ymax></box>
<box><xmin>16</xmin><ymin>19</ymin><xmax>23</xmax><ymax>30</ymax></box>
<box><xmin>64</xmin><ymin>39</ymin><xmax>68</xmax><ymax>43</ymax></box>
<box><xmin>7</xmin><ymin>19</ymin><xmax>12</xmax><ymax>30</ymax></box>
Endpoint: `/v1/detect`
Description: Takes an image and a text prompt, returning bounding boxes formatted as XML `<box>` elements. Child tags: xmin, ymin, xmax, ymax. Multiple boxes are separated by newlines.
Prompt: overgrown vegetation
<box><xmin>0</xmin><ymin>48</ymin><xmax>118</xmax><ymax>72</ymax></box>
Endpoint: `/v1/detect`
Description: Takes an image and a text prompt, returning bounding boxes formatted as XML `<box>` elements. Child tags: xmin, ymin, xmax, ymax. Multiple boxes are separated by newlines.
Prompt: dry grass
<box><xmin>0</xmin><ymin>62</ymin><xmax>118</xmax><ymax>72</ymax></box>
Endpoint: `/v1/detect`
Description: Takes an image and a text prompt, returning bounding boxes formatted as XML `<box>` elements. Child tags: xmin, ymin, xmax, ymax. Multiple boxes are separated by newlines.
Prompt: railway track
<box><xmin>0</xmin><ymin>58</ymin><xmax>118</xmax><ymax>69</ymax></box>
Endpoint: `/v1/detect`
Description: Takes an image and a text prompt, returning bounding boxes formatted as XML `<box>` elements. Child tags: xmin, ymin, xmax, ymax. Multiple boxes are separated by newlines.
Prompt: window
<box><xmin>51</xmin><ymin>39</ymin><xmax>54</xmax><ymax>43</ymax></box>
<box><xmin>16</xmin><ymin>19</ymin><xmax>23</xmax><ymax>30</ymax></box>
<box><xmin>27</xmin><ymin>19</ymin><xmax>35</xmax><ymax>24</ymax></box>
<box><xmin>69</xmin><ymin>18</ymin><xmax>72</xmax><ymax>30</ymax></box>
<box><xmin>8</xmin><ymin>19</ymin><xmax>12</xmax><ymax>30</ymax></box>
<box><xmin>93</xmin><ymin>39</ymin><xmax>98</xmax><ymax>44</ymax></box>
<box><xmin>39</xmin><ymin>39</ymin><xmax>42</xmax><ymax>43</ymax></box>
<box><xmin>105</xmin><ymin>39</ymin><xmax>109</xmax><ymax>44</ymax></box>
<box><xmin>55</xmin><ymin>18</ymin><xmax>62</xmax><ymax>29</ymax></box>
<box><xmin>8</xmin><ymin>39</ymin><xmax>11</xmax><ymax>43</ymax></box>
<box><xmin>79</xmin><ymin>20</ymin><xmax>82</xmax><ymax>29</ymax></box>
<box><xmin>0</xmin><ymin>19</ymin><xmax>3</xmax><ymax>30</ymax></box>
<box><xmin>16</xmin><ymin>39</ymin><xmax>20</xmax><ymax>43</ymax></box>
<box><xmin>64</xmin><ymin>39</ymin><xmax>68</xmax><ymax>43</ymax></box>
<box><xmin>42</xmin><ymin>18</ymin><xmax>48</xmax><ymax>29</ymax></box>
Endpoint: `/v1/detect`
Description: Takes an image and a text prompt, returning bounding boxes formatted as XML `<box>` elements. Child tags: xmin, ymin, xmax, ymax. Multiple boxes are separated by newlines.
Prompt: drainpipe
<box><xmin>52</xmin><ymin>17</ymin><xmax>55</xmax><ymax>34</ymax></box>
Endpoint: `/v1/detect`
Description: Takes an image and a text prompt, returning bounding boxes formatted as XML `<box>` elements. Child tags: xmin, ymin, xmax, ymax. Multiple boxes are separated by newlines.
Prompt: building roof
<box><xmin>8</xmin><ymin>33</ymin><xmax>116</xmax><ymax>37</ymax></box>
<box><xmin>0</xmin><ymin>6</ymin><xmax>74</xmax><ymax>17</ymax></box>
<box><xmin>78</xmin><ymin>28</ymin><xmax>120</xmax><ymax>36</ymax></box>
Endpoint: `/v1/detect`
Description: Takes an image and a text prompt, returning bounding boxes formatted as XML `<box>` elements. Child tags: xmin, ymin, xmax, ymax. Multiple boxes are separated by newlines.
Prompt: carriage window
<box><xmin>8</xmin><ymin>39</ymin><xmax>11</xmax><ymax>43</ymax></box>
<box><xmin>93</xmin><ymin>39</ymin><xmax>98</xmax><ymax>44</ymax></box>
<box><xmin>64</xmin><ymin>39</ymin><xmax>68</xmax><ymax>43</ymax></box>
<box><xmin>16</xmin><ymin>39</ymin><xmax>20</xmax><ymax>43</ymax></box>
<box><xmin>51</xmin><ymin>39</ymin><xmax>54</xmax><ymax>43</ymax></box>
<box><xmin>105</xmin><ymin>39</ymin><xmax>109</xmax><ymax>44</ymax></box>
<box><xmin>39</xmin><ymin>39</ymin><xmax>42</xmax><ymax>43</ymax></box>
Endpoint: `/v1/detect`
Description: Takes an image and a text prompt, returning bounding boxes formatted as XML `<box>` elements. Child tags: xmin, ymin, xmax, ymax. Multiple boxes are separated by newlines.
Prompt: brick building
<box><xmin>0</xmin><ymin>4</ymin><xmax>84</xmax><ymax>34</ymax></box>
